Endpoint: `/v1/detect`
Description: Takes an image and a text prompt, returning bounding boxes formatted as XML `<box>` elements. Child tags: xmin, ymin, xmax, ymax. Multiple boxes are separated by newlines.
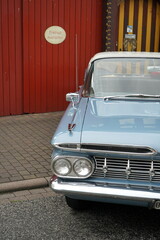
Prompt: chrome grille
<box><xmin>92</xmin><ymin>156</ymin><xmax>160</xmax><ymax>183</ymax></box>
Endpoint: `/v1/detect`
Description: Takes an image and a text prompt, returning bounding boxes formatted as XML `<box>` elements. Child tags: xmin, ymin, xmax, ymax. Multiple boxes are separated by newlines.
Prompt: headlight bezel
<box><xmin>73</xmin><ymin>158</ymin><xmax>93</xmax><ymax>177</ymax></box>
<box><xmin>53</xmin><ymin>158</ymin><xmax>72</xmax><ymax>176</ymax></box>
<box><xmin>51</xmin><ymin>155</ymin><xmax>94</xmax><ymax>179</ymax></box>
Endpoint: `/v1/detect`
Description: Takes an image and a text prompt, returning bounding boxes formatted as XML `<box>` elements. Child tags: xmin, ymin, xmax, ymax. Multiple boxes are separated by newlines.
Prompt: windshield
<box><xmin>89</xmin><ymin>58</ymin><xmax>160</xmax><ymax>98</ymax></box>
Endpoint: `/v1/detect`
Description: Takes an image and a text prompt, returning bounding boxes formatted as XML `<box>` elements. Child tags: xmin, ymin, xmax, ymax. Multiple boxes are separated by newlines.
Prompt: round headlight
<box><xmin>53</xmin><ymin>158</ymin><xmax>71</xmax><ymax>176</ymax></box>
<box><xmin>73</xmin><ymin>159</ymin><xmax>93</xmax><ymax>177</ymax></box>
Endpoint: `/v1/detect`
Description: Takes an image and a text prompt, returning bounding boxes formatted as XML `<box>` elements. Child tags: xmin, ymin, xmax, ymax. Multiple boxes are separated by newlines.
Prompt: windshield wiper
<box><xmin>104</xmin><ymin>94</ymin><xmax>160</xmax><ymax>101</ymax></box>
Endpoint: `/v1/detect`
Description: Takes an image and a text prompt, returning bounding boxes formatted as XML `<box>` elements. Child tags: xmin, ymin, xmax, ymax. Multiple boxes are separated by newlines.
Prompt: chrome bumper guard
<box><xmin>50</xmin><ymin>179</ymin><xmax>160</xmax><ymax>203</ymax></box>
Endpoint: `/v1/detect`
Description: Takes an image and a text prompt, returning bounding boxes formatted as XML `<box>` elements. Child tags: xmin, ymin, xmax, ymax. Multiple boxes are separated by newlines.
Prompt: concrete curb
<box><xmin>0</xmin><ymin>177</ymin><xmax>50</xmax><ymax>193</ymax></box>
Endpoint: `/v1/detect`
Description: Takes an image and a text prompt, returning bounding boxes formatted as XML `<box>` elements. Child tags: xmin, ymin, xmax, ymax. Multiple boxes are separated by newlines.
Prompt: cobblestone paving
<box><xmin>0</xmin><ymin>112</ymin><xmax>63</xmax><ymax>184</ymax></box>
<box><xmin>0</xmin><ymin>187</ymin><xmax>57</xmax><ymax>205</ymax></box>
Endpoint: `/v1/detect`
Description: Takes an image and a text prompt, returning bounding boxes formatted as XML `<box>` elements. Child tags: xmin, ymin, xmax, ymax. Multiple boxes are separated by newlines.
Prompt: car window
<box><xmin>90</xmin><ymin>58</ymin><xmax>160</xmax><ymax>98</ymax></box>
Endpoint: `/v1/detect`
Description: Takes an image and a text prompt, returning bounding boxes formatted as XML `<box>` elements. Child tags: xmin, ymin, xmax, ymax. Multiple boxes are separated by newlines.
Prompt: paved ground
<box><xmin>0</xmin><ymin>187</ymin><xmax>57</xmax><ymax>205</ymax></box>
<box><xmin>0</xmin><ymin>112</ymin><xmax>63</xmax><ymax>192</ymax></box>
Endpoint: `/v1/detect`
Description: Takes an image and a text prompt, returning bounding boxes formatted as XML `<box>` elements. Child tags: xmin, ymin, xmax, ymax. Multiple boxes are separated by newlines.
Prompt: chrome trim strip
<box><xmin>54</xmin><ymin>143</ymin><xmax>81</xmax><ymax>151</ymax></box>
<box><xmin>54</xmin><ymin>143</ymin><xmax>156</xmax><ymax>155</ymax></box>
<box><xmin>51</xmin><ymin>179</ymin><xmax>160</xmax><ymax>202</ymax></box>
<box><xmin>81</xmin><ymin>144</ymin><xmax>156</xmax><ymax>155</ymax></box>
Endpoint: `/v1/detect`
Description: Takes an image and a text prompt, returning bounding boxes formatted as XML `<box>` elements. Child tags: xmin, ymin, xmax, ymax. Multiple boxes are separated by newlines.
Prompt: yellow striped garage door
<box><xmin>118</xmin><ymin>0</ymin><xmax>160</xmax><ymax>52</ymax></box>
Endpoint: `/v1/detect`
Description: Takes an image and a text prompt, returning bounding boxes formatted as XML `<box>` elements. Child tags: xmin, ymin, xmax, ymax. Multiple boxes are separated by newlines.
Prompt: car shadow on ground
<box><xmin>67</xmin><ymin>198</ymin><xmax>160</xmax><ymax>239</ymax></box>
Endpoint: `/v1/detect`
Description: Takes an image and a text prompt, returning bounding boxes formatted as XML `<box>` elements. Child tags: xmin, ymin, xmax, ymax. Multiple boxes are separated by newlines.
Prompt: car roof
<box><xmin>89</xmin><ymin>51</ymin><xmax>160</xmax><ymax>64</ymax></box>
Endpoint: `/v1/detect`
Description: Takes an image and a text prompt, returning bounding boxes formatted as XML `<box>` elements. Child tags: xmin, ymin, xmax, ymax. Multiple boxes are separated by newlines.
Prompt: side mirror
<box><xmin>66</xmin><ymin>93</ymin><xmax>79</xmax><ymax>103</ymax></box>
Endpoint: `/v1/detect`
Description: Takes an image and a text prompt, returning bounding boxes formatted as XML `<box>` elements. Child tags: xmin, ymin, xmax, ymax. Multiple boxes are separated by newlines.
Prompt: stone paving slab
<box><xmin>0</xmin><ymin>112</ymin><xmax>63</xmax><ymax>185</ymax></box>
<box><xmin>0</xmin><ymin>187</ymin><xmax>57</xmax><ymax>205</ymax></box>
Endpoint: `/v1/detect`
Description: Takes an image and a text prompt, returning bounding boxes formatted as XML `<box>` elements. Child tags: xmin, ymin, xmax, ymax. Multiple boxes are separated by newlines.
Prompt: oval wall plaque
<box><xmin>44</xmin><ymin>26</ymin><xmax>66</xmax><ymax>44</ymax></box>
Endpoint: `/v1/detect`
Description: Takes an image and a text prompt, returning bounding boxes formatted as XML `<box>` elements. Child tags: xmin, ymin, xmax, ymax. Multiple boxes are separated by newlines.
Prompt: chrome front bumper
<box><xmin>50</xmin><ymin>179</ymin><xmax>160</xmax><ymax>203</ymax></box>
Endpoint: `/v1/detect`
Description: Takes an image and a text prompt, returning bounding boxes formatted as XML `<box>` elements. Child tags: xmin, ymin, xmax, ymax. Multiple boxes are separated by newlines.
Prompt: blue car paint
<box><xmin>52</xmin><ymin>96</ymin><xmax>160</xmax><ymax>153</ymax></box>
<box><xmin>81</xmin><ymin>98</ymin><xmax>160</xmax><ymax>152</ymax></box>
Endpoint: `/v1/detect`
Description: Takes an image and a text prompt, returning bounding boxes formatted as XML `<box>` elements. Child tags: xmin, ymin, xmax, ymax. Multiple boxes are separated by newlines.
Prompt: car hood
<box><xmin>81</xmin><ymin>98</ymin><xmax>160</xmax><ymax>152</ymax></box>
<box><xmin>51</xmin><ymin>98</ymin><xmax>89</xmax><ymax>147</ymax></box>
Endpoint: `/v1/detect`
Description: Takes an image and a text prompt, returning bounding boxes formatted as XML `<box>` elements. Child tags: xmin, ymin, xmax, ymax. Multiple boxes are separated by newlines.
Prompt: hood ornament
<box><xmin>68</xmin><ymin>109</ymin><xmax>77</xmax><ymax>132</ymax></box>
<box><xmin>68</xmin><ymin>123</ymin><xmax>76</xmax><ymax>131</ymax></box>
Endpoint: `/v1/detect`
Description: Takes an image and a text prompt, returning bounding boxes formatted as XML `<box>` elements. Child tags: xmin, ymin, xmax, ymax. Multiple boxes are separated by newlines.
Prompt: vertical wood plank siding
<box><xmin>0</xmin><ymin>0</ymin><xmax>102</xmax><ymax>116</ymax></box>
<box><xmin>154</xmin><ymin>1</ymin><xmax>160</xmax><ymax>52</ymax></box>
<box><xmin>0</xmin><ymin>0</ymin><xmax>23</xmax><ymax>116</ymax></box>
<box><xmin>118</xmin><ymin>0</ymin><xmax>160</xmax><ymax>52</ymax></box>
<box><xmin>23</xmin><ymin>0</ymin><xmax>102</xmax><ymax>114</ymax></box>
<box><xmin>118</xmin><ymin>1</ymin><xmax>125</xmax><ymax>51</ymax></box>
<box><xmin>137</xmin><ymin>0</ymin><xmax>143</xmax><ymax>51</ymax></box>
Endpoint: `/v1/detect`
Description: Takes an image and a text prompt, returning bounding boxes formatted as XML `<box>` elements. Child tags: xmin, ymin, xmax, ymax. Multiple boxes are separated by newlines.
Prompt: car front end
<box><xmin>50</xmin><ymin>52</ymin><xmax>160</xmax><ymax>210</ymax></box>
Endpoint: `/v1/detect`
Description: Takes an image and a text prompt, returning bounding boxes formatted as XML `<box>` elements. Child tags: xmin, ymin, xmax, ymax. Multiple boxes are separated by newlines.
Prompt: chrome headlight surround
<box><xmin>73</xmin><ymin>159</ymin><xmax>93</xmax><ymax>177</ymax></box>
<box><xmin>53</xmin><ymin>158</ymin><xmax>72</xmax><ymax>176</ymax></box>
<box><xmin>51</xmin><ymin>155</ymin><xmax>94</xmax><ymax>179</ymax></box>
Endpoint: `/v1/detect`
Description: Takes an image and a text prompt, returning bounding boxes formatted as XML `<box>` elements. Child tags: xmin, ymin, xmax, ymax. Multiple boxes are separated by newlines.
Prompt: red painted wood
<box><xmin>52</xmin><ymin>0</ymin><xmax>59</xmax><ymax>112</ymax></box>
<box><xmin>58</xmin><ymin>0</ymin><xmax>65</xmax><ymax>111</ymax></box>
<box><xmin>23</xmin><ymin>0</ymin><xmax>29</xmax><ymax>114</ymax></box>
<box><xmin>29</xmin><ymin>0</ymin><xmax>36</xmax><ymax>113</ymax></box>
<box><xmin>2</xmin><ymin>0</ymin><xmax>10</xmax><ymax>116</ymax></box>
<box><xmin>35</xmin><ymin>0</ymin><xmax>41</xmax><ymax>113</ymax></box>
<box><xmin>46</xmin><ymin>0</ymin><xmax>53</xmax><ymax>112</ymax></box>
<box><xmin>15</xmin><ymin>0</ymin><xmax>23</xmax><ymax>115</ymax></box>
<box><xmin>0</xmin><ymin>0</ymin><xmax>3</xmax><ymax>116</ymax></box>
<box><xmin>23</xmin><ymin>0</ymin><xmax>102</xmax><ymax>114</ymax></box>
<box><xmin>0</xmin><ymin>0</ymin><xmax>23</xmax><ymax>116</ymax></box>
<box><xmin>63</xmin><ymin>0</ymin><xmax>70</xmax><ymax>108</ymax></box>
<box><xmin>41</xmin><ymin>0</ymin><xmax>47</xmax><ymax>113</ymax></box>
<box><xmin>68</xmin><ymin>0</ymin><xmax>76</xmax><ymax>93</ymax></box>
<box><xmin>8</xmin><ymin>0</ymin><xmax>16</xmax><ymax>115</ymax></box>
<box><xmin>0</xmin><ymin>0</ymin><xmax>102</xmax><ymax>116</ymax></box>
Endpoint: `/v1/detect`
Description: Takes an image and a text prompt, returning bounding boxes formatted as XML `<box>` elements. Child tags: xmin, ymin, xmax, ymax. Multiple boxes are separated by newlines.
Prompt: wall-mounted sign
<box><xmin>44</xmin><ymin>26</ymin><xmax>66</xmax><ymax>44</ymax></box>
<box><xmin>125</xmin><ymin>34</ymin><xmax>136</xmax><ymax>39</ymax></box>
<box><xmin>127</xmin><ymin>25</ymin><xmax>133</xmax><ymax>33</ymax></box>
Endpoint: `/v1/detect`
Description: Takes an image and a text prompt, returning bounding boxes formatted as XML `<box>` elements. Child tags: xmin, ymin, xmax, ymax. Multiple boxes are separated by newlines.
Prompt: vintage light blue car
<box><xmin>50</xmin><ymin>51</ymin><xmax>160</xmax><ymax>210</ymax></box>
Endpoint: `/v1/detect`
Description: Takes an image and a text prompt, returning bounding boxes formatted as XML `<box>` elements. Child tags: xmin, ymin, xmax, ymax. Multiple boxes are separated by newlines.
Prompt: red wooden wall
<box><xmin>23</xmin><ymin>0</ymin><xmax>102</xmax><ymax>113</ymax></box>
<box><xmin>0</xmin><ymin>0</ymin><xmax>23</xmax><ymax>116</ymax></box>
<box><xmin>0</xmin><ymin>0</ymin><xmax>102</xmax><ymax>116</ymax></box>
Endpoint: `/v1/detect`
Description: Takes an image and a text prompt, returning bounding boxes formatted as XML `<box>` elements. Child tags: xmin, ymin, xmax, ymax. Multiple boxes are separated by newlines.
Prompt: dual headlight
<box><xmin>51</xmin><ymin>156</ymin><xmax>94</xmax><ymax>178</ymax></box>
